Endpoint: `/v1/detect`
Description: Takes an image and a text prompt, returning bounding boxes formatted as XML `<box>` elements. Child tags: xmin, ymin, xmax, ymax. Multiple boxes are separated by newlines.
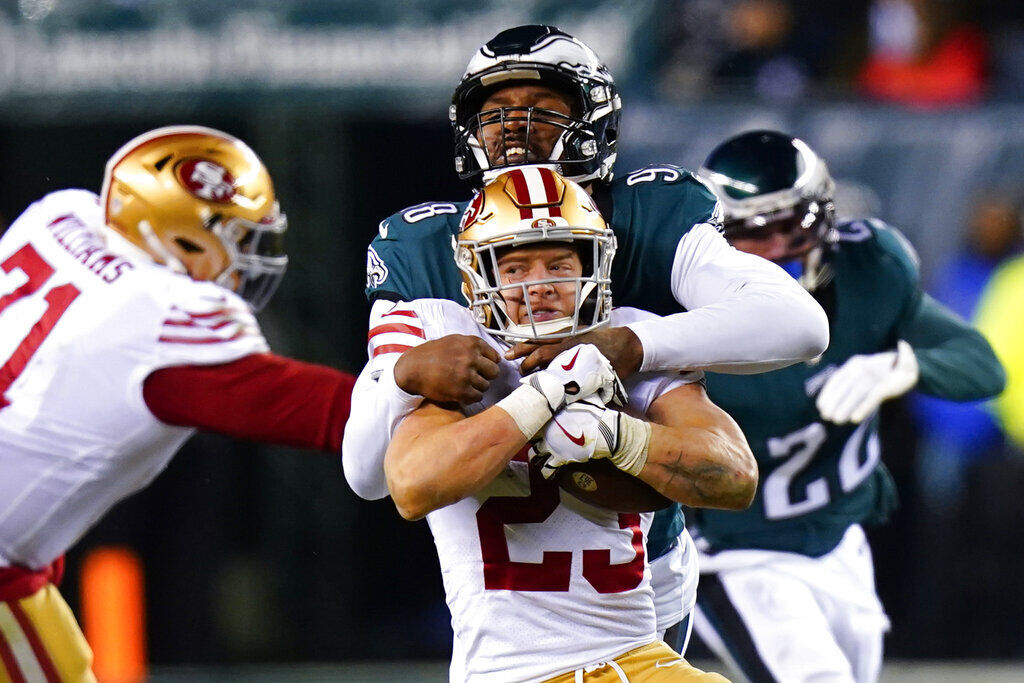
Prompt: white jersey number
<box><xmin>763</xmin><ymin>420</ymin><xmax>880</xmax><ymax>520</ymax></box>
<box><xmin>0</xmin><ymin>244</ymin><xmax>81</xmax><ymax>409</ymax></box>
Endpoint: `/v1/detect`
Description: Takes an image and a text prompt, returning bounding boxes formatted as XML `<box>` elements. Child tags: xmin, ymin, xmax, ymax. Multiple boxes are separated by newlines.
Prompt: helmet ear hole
<box><xmin>174</xmin><ymin>237</ymin><xmax>204</xmax><ymax>253</ymax></box>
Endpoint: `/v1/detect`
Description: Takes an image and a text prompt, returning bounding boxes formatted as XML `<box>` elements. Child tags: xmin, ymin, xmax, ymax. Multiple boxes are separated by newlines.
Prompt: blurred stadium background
<box><xmin>1</xmin><ymin>0</ymin><xmax>1022</xmax><ymax>680</ymax></box>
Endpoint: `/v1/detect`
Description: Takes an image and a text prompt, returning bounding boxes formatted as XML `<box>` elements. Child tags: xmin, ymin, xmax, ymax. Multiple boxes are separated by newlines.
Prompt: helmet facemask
<box><xmin>721</xmin><ymin>198</ymin><xmax>837</xmax><ymax>292</ymax></box>
<box><xmin>457</xmin><ymin>225</ymin><xmax>614</xmax><ymax>342</ymax></box>
<box><xmin>211</xmin><ymin>208</ymin><xmax>288</xmax><ymax>312</ymax></box>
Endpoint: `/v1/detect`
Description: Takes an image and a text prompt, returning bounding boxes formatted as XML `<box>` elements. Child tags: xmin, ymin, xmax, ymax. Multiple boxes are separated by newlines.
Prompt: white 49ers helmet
<box><xmin>101</xmin><ymin>125</ymin><xmax>288</xmax><ymax>311</ymax></box>
<box><xmin>456</xmin><ymin>167</ymin><xmax>616</xmax><ymax>341</ymax></box>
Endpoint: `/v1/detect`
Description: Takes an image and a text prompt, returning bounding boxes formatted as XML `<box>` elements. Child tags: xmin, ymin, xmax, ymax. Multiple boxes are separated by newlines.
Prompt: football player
<box><xmin>373</xmin><ymin>167</ymin><xmax>754</xmax><ymax>682</ymax></box>
<box><xmin>347</xmin><ymin>24</ymin><xmax>827</xmax><ymax>652</ymax></box>
<box><xmin>0</xmin><ymin>126</ymin><xmax>356</xmax><ymax>680</ymax></box>
<box><xmin>687</xmin><ymin>130</ymin><xmax>1006</xmax><ymax>682</ymax></box>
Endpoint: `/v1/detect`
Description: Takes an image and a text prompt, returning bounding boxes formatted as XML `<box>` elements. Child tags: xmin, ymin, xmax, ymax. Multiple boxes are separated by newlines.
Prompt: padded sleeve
<box><xmin>143</xmin><ymin>353</ymin><xmax>355</xmax><ymax>452</ymax></box>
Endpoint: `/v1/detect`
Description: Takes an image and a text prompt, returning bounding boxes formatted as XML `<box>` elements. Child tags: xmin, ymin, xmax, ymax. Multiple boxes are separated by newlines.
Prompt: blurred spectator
<box><xmin>712</xmin><ymin>0</ymin><xmax>812</xmax><ymax>101</ymax></box>
<box><xmin>656</xmin><ymin>0</ymin><xmax>853</xmax><ymax>102</ymax></box>
<box><xmin>857</xmin><ymin>0</ymin><xmax>988</xmax><ymax>107</ymax></box>
<box><xmin>976</xmin><ymin>239</ymin><xmax>1024</xmax><ymax>451</ymax></box>
<box><xmin>911</xmin><ymin>191</ymin><xmax>1022</xmax><ymax>512</ymax></box>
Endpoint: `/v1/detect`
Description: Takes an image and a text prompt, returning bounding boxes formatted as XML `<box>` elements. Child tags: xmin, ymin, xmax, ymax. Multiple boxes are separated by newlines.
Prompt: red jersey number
<box><xmin>477</xmin><ymin>452</ymin><xmax>645</xmax><ymax>593</ymax></box>
<box><xmin>0</xmin><ymin>244</ymin><xmax>81</xmax><ymax>409</ymax></box>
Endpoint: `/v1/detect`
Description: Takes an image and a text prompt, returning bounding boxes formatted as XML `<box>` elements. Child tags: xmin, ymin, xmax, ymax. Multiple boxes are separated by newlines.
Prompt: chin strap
<box><xmin>799</xmin><ymin>246</ymin><xmax>834</xmax><ymax>293</ymax></box>
<box><xmin>503</xmin><ymin>315</ymin><xmax>574</xmax><ymax>339</ymax></box>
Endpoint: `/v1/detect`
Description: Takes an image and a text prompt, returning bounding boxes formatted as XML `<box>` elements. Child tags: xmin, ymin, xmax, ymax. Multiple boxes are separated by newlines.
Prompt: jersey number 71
<box><xmin>0</xmin><ymin>243</ymin><xmax>81</xmax><ymax>409</ymax></box>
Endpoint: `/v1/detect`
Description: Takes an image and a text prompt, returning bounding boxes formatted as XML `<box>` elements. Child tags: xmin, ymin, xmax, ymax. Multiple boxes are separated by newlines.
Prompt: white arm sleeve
<box><xmin>626</xmin><ymin>222</ymin><xmax>829</xmax><ymax>374</ymax></box>
<box><xmin>340</xmin><ymin>299</ymin><xmax>427</xmax><ymax>500</ymax></box>
<box><xmin>341</xmin><ymin>358</ymin><xmax>421</xmax><ymax>500</ymax></box>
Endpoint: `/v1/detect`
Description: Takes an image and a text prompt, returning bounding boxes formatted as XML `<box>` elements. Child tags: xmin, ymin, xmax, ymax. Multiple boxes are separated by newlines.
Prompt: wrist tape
<box><xmin>610</xmin><ymin>413</ymin><xmax>652</xmax><ymax>476</ymax></box>
<box><xmin>496</xmin><ymin>385</ymin><xmax>552</xmax><ymax>440</ymax></box>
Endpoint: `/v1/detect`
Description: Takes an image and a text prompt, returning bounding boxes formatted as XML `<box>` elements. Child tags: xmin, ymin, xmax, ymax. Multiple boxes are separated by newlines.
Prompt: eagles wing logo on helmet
<box><xmin>698</xmin><ymin>130</ymin><xmax>837</xmax><ymax>292</ymax></box>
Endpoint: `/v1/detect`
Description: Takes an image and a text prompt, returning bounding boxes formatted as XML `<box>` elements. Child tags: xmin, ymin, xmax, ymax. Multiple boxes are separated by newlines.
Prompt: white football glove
<box><xmin>532</xmin><ymin>400</ymin><xmax>652</xmax><ymax>479</ymax></box>
<box><xmin>521</xmin><ymin>344</ymin><xmax>627</xmax><ymax>415</ymax></box>
<box><xmin>816</xmin><ymin>340</ymin><xmax>919</xmax><ymax>425</ymax></box>
<box><xmin>532</xmin><ymin>400</ymin><xmax>618</xmax><ymax>479</ymax></box>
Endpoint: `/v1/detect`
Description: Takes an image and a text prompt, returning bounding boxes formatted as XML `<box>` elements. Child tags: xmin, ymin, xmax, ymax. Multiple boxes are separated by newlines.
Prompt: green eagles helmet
<box><xmin>698</xmin><ymin>130</ymin><xmax>837</xmax><ymax>291</ymax></box>
<box><xmin>450</xmin><ymin>25</ymin><xmax>621</xmax><ymax>187</ymax></box>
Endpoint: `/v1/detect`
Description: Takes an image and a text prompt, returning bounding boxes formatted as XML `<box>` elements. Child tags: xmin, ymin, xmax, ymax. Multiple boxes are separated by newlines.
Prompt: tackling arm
<box><xmin>627</xmin><ymin>223</ymin><xmax>829</xmax><ymax>374</ymax></box>
<box><xmin>640</xmin><ymin>382</ymin><xmax>757</xmax><ymax>510</ymax></box>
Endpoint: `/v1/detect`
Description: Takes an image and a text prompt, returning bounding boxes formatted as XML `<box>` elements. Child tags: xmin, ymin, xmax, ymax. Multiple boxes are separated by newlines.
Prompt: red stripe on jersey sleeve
<box><xmin>372</xmin><ymin>344</ymin><xmax>414</xmax><ymax>357</ymax></box>
<box><xmin>157</xmin><ymin>330</ymin><xmax>248</xmax><ymax>345</ymax></box>
<box><xmin>367</xmin><ymin>323</ymin><xmax>425</xmax><ymax>341</ymax></box>
<box><xmin>143</xmin><ymin>354</ymin><xmax>355</xmax><ymax>452</ymax></box>
<box><xmin>162</xmin><ymin>318</ymin><xmax>233</xmax><ymax>330</ymax></box>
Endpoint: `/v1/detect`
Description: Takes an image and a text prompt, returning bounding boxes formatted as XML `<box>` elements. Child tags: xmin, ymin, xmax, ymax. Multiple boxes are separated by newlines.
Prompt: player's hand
<box><xmin>816</xmin><ymin>340</ymin><xmax>919</xmax><ymax>424</ymax></box>
<box><xmin>531</xmin><ymin>400</ymin><xmax>619</xmax><ymax>479</ymax></box>
<box><xmin>521</xmin><ymin>344</ymin><xmax>627</xmax><ymax>414</ymax></box>
<box><xmin>506</xmin><ymin>326</ymin><xmax>644</xmax><ymax>378</ymax></box>
<box><xmin>394</xmin><ymin>335</ymin><xmax>500</xmax><ymax>404</ymax></box>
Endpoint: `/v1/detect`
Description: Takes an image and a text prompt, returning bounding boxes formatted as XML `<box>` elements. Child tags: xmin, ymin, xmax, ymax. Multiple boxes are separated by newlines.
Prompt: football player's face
<box><xmin>496</xmin><ymin>244</ymin><xmax>582</xmax><ymax>325</ymax></box>
<box><xmin>476</xmin><ymin>85</ymin><xmax>575</xmax><ymax>167</ymax></box>
<box><xmin>728</xmin><ymin>220</ymin><xmax>816</xmax><ymax>264</ymax></box>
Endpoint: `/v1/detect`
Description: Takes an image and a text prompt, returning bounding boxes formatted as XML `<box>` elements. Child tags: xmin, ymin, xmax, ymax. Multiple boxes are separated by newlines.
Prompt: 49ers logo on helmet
<box><xmin>460</xmin><ymin>192</ymin><xmax>484</xmax><ymax>231</ymax></box>
<box><xmin>177</xmin><ymin>159</ymin><xmax>236</xmax><ymax>202</ymax></box>
<box><xmin>532</xmin><ymin>218</ymin><xmax>556</xmax><ymax>229</ymax></box>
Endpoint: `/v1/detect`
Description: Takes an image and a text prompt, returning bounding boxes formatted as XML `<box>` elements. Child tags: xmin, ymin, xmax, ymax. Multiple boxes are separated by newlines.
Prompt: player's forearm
<box><xmin>628</xmin><ymin>285</ymin><xmax>828</xmax><ymax>374</ymax></box>
<box><xmin>640</xmin><ymin>423</ymin><xmax>757</xmax><ymax>510</ymax></box>
<box><xmin>645</xmin><ymin>224</ymin><xmax>829</xmax><ymax>374</ymax></box>
<box><xmin>144</xmin><ymin>353</ymin><xmax>354</xmax><ymax>451</ymax></box>
<box><xmin>385</xmin><ymin>407</ymin><xmax>529</xmax><ymax>520</ymax></box>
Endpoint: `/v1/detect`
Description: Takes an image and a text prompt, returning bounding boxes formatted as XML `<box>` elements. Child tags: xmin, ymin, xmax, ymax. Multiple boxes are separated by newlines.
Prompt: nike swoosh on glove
<box><xmin>531</xmin><ymin>400</ymin><xmax>619</xmax><ymax>479</ymax></box>
<box><xmin>522</xmin><ymin>343</ymin><xmax>627</xmax><ymax>415</ymax></box>
<box><xmin>816</xmin><ymin>339</ymin><xmax>919</xmax><ymax>424</ymax></box>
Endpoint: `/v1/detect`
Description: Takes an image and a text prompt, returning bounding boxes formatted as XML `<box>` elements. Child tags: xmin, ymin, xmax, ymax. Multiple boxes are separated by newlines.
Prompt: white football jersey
<box><xmin>0</xmin><ymin>190</ymin><xmax>268</xmax><ymax>570</ymax></box>
<box><xmin>369</xmin><ymin>298</ymin><xmax>700</xmax><ymax>682</ymax></box>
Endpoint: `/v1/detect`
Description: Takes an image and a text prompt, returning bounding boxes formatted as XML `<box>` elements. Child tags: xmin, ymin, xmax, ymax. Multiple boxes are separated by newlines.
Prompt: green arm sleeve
<box><xmin>897</xmin><ymin>292</ymin><xmax>1006</xmax><ymax>401</ymax></box>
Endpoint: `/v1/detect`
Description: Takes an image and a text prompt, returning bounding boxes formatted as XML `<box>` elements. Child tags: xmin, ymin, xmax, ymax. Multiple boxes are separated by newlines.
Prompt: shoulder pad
<box><xmin>378</xmin><ymin>201</ymin><xmax>464</xmax><ymax>240</ymax></box>
<box><xmin>616</xmin><ymin>165</ymin><xmax>693</xmax><ymax>187</ymax></box>
<box><xmin>835</xmin><ymin>217</ymin><xmax>921</xmax><ymax>279</ymax></box>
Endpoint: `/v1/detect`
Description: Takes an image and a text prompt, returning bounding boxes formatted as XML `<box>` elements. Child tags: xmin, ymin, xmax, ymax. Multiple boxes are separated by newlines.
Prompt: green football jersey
<box><xmin>692</xmin><ymin>218</ymin><xmax>1002</xmax><ymax>557</ymax></box>
<box><xmin>364</xmin><ymin>165</ymin><xmax>717</xmax><ymax>311</ymax></box>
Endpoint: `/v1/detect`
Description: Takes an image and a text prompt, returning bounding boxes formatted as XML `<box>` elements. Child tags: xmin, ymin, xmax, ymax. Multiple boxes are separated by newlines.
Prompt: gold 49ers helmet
<box><xmin>455</xmin><ymin>167</ymin><xmax>616</xmax><ymax>341</ymax></box>
<box><xmin>100</xmin><ymin>125</ymin><xmax>288</xmax><ymax>310</ymax></box>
